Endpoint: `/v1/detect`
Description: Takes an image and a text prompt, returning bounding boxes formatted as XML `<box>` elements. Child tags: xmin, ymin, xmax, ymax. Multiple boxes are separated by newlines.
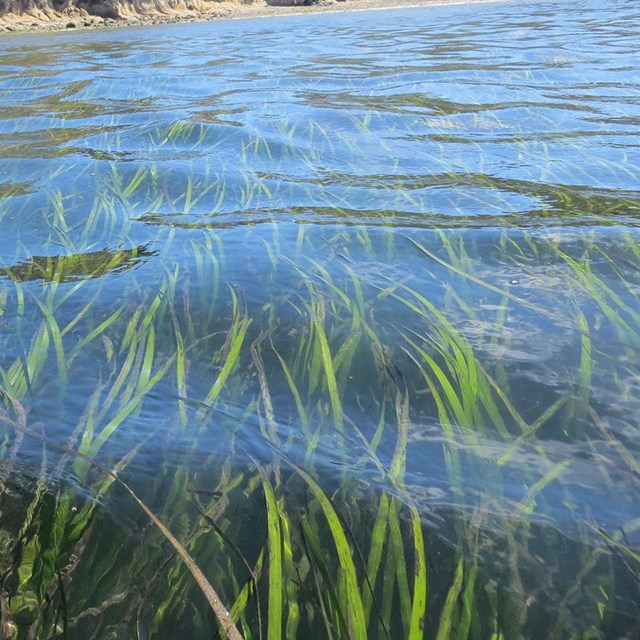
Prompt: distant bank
<box><xmin>0</xmin><ymin>0</ymin><xmax>503</xmax><ymax>34</ymax></box>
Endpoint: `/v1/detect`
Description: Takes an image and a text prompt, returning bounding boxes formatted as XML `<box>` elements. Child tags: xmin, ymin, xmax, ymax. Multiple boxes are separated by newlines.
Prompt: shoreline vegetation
<box><xmin>0</xmin><ymin>0</ymin><xmax>502</xmax><ymax>34</ymax></box>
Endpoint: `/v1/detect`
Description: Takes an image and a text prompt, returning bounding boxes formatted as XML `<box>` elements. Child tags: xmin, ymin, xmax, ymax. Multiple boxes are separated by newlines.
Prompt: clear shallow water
<box><xmin>0</xmin><ymin>1</ymin><xmax>639</xmax><ymax>638</ymax></box>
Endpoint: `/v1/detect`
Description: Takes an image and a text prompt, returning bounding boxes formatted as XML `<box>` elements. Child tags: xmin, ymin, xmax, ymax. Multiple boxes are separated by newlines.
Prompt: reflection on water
<box><xmin>0</xmin><ymin>0</ymin><xmax>639</xmax><ymax>638</ymax></box>
<box><xmin>0</xmin><ymin>245</ymin><xmax>153</xmax><ymax>282</ymax></box>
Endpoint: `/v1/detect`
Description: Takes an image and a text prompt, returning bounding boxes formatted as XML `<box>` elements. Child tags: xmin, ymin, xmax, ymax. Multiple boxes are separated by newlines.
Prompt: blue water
<box><xmin>1</xmin><ymin>0</ymin><xmax>639</xmax><ymax>637</ymax></box>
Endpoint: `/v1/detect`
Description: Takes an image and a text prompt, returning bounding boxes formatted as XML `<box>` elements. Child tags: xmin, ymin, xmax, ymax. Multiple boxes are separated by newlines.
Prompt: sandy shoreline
<box><xmin>0</xmin><ymin>0</ymin><xmax>504</xmax><ymax>35</ymax></box>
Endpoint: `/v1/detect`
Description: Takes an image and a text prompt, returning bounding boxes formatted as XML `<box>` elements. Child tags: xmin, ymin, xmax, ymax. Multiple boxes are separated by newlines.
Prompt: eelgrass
<box><xmin>1</xmin><ymin>61</ymin><xmax>640</xmax><ymax>638</ymax></box>
<box><xmin>2</xmin><ymin>219</ymin><xmax>638</xmax><ymax>640</ymax></box>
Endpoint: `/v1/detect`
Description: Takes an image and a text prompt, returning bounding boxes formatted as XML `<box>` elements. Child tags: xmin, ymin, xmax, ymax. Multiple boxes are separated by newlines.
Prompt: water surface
<box><xmin>0</xmin><ymin>1</ymin><xmax>639</xmax><ymax>638</ymax></box>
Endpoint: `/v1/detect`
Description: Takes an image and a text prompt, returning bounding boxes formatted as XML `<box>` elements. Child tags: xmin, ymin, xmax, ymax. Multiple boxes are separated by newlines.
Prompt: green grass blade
<box><xmin>517</xmin><ymin>460</ymin><xmax>571</xmax><ymax>515</ymax></box>
<box><xmin>33</xmin><ymin>297</ymin><xmax>67</xmax><ymax>388</ymax></box>
<box><xmin>436</xmin><ymin>555</ymin><xmax>465</xmax><ymax>640</ymax></box>
<box><xmin>362</xmin><ymin>492</ymin><xmax>390</xmax><ymax>619</ymax></box>
<box><xmin>312</xmin><ymin>298</ymin><xmax>343</xmax><ymax>432</ymax></box>
<box><xmin>270</xmin><ymin>339</ymin><xmax>309</xmax><ymax>437</ymax></box>
<box><xmin>258</xmin><ymin>467</ymin><xmax>283</xmax><ymax>640</ymax></box>
<box><xmin>408</xmin><ymin>504</ymin><xmax>427</xmax><ymax>640</ymax></box>
<box><xmin>287</xmin><ymin>461</ymin><xmax>366</xmax><ymax>639</ymax></box>
<box><xmin>203</xmin><ymin>314</ymin><xmax>251</xmax><ymax>408</ymax></box>
<box><xmin>388</xmin><ymin>497</ymin><xmax>411</xmax><ymax>638</ymax></box>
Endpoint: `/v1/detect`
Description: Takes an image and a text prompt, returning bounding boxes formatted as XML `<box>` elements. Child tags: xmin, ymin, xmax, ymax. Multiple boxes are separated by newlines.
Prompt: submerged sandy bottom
<box><xmin>0</xmin><ymin>0</ymin><xmax>505</xmax><ymax>34</ymax></box>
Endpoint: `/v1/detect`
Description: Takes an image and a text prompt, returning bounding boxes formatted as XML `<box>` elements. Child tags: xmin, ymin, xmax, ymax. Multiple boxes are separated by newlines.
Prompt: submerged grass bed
<box><xmin>0</xmin><ymin>184</ymin><xmax>639</xmax><ymax>638</ymax></box>
<box><xmin>1</xmin><ymin>2</ymin><xmax>640</xmax><ymax>637</ymax></box>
